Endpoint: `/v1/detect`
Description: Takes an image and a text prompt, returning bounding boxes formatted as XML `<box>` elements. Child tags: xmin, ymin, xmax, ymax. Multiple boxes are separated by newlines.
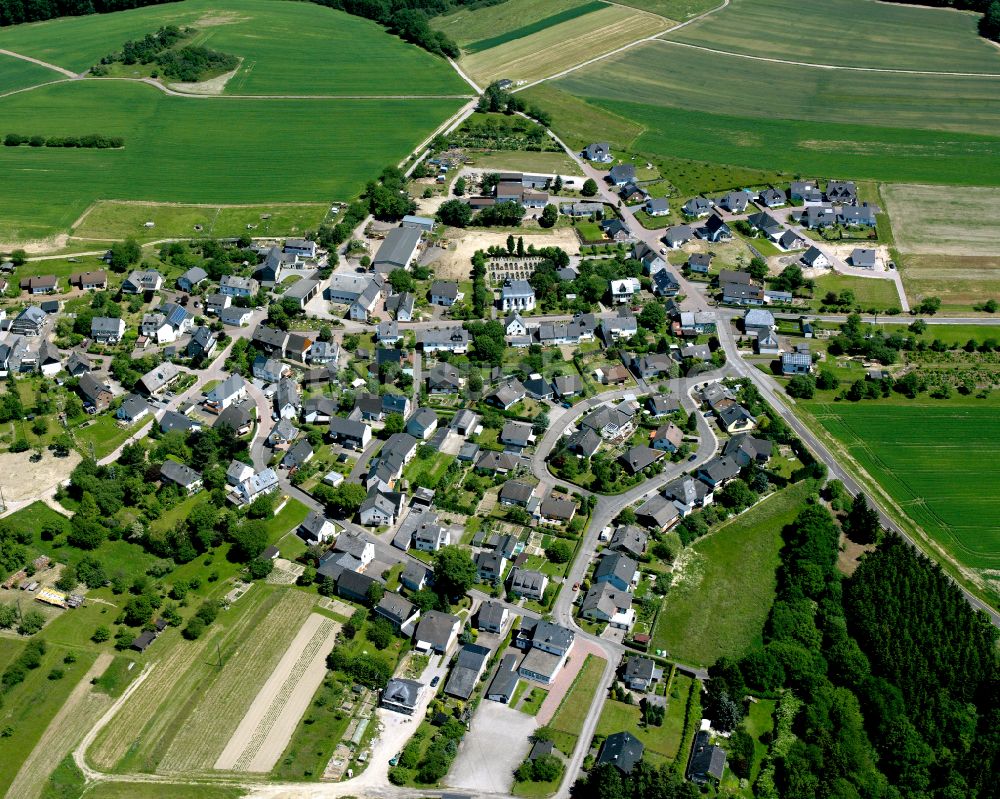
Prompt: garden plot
<box><xmin>215</xmin><ymin>613</ymin><xmax>340</xmax><ymax>772</ymax></box>
<box><xmin>157</xmin><ymin>590</ymin><xmax>314</xmax><ymax>773</ymax></box>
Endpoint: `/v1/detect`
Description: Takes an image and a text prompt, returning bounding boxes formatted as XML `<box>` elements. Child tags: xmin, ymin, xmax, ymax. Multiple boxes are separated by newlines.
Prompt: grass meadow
<box><xmin>464</xmin><ymin>1</ymin><xmax>609</xmax><ymax>54</ymax></box>
<box><xmin>0</xmin><ymin>0</ymin><xmax>468</xmax><ymax>95</ymax></box>
<box><xmin>0</xmin><ymin>53</ymin><xmax>62</xmax><ymax>94</ymax></box>
<box><xmin>614</xmin><ymin>0</ymin><xmax>719</xmax><ymax>20</ymax></box>
<box><xmin>652</xmin><ymin>483</ymin><xmax>813</xmax><ymax>666</ymax></box>
<box><xmin>882</xmin><ymin>184</ymin><xmax>1000</xmax><ymax>255</ymax></box>
<box><xmin>595</xmin><ymin>674</ymin><xmax>691</xmax><ymax>766</ymax></box>
<box><xmin>547</xmin><ymin>654</ymin><xmax>606</xmax><ymax>755</ymax></box>
<box><xmin>433</xmin><ymin>0</ymin><xmax>605</xmax><ymax>47</ymax></box>
<box><xmin>556</xmin><ymin>43</ymin><xmax>1000</xmax><ymax>137</ymax></box>
<box><xmin>800</xmin><ymin>396</ymin><xmax>1000</xmax><ymax>572</ymax></box>
<box><xmin>809</xmin><ymin>273</ymin><xmax>902</xmax><ymax>312</ymax></box>
<box><xmin>0</xmin><ymin>80</ymin><xmax>460</xmax><ymax>242</ymax></box>
<box><xmin>72</xmin><ymin>201</ymin><xmax>329</xmax><ymax>243</ymax></box>
<box><xmin>516</xmin><ymin>85</ymin><xmax>644</xmax><ymax>150</ymax></box>
<box><xmin>665</xmin><ymin>0</ymin><xmax>1000</xmax><ymax>72</ymax></box>
<box><xmin>458</xmin><ymin>5</ymin><xmax>668</xmax><ymax>86</ymax></box>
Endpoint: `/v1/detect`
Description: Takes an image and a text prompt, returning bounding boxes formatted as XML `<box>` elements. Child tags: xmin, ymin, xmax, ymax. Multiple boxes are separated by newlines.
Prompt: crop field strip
<box><xmin>157</xmin><ymin>590</ymin><xmax>314</xmax><ymax>773</ymax></box>
<box><xmin>663</xmin><ymin>0</ymin><xmax>1000</xmax><ymax>73</ymax></box>
<box><xmin>881</xmin><ymin>184</ymin><xmax>1000</xmax><ymax>256</ymax></box>
<box><xmin>803</xmin><ymin>400</ymin><xmax>1000</xmax><ymax>571</ymax></box>
<box><xmin>215</xmin><ymin>613</ymin><xmax>339</xmax><ymax>772</ymax></box>
<box><xmin>462</xmin><ymin>0</ymin><xmax>609</xmax><ymax>53</ymax></box>
<box><xmin>0</xmin><ymin>0</ymin><xmax>469</xmax><ymax>96</ymax></box>
<box><xmin>0</xmin><ymin>81</ymin><xmax>461</xmax><ymax>243</ymax></box>
<box><xmin>87</xmin><ymin>585</ymin><xmax>277</xmax><ymax>772</ymax></box>
<box><xmin>459</xmin><ymin>5</ymin><xmax>670</xmax><ymax>86</ymax></box>
<box><xmin>432</xmin><ymin>0</ymin><xmax>616</xmax><ymax>47</ymax></box>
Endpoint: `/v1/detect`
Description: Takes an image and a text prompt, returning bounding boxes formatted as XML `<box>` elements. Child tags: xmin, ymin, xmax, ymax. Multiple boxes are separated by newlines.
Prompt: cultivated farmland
<box><xmin>800</xmin><ymin>397</ymin><xmax>1000</xmax><ymax>576</ymax></box>
<box><xmin>214</xmin><ymin>613</ymin><xmax>340</xmax><ymax>772</ymax></box>
<box><xmin>0</xmin><ymin>80</ymin><xmax>461</xmax><ymax>243</ymax></box>
<box><xmin>0</xmin><ymin>53</ymin><xmax>61</xmax><ymax>94</ymax></box>
<box><xmin>652</xmin><ymin>483</ymin><xmax>812</xmax><ymax>666</ymax></box>
<box><xmin>458</xmin><ymin>5</ymin><xmax>669</xmax><ymax>86</ymax></box>
<box><xmin>555</xmin><ymin>43</ymin><xmax>1000</xmax><ymax>137</ymax></box>
<box><xmin>664</xmin><ymin>0</ymin><xmax>1000</xmax><ymax>73</ymax></box>
<box><xmin>0</xmin><ymin>0</ymin><xmax>469</xmax><ymax>95</ymax></box>
<box><xmin>157</xmin><ymin>590</ymin><xmax>314</xmax><ymax>773</ymax></box>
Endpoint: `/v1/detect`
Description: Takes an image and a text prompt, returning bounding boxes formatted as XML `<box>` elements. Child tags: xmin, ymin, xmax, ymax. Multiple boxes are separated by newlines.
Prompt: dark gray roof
<box><xmin>374</xmin><ymin>226</ymin><xmax>422</xmax><ymax>269</ymax></box>
<box><xmin>594</xmin><ymin>552</ymin><xmax>637</xmax><ymax>586</ymax></box>
<box><xmin>444</xmin><ymin>643</ymin><xmax>491</xmax><ymax>699</ymax></box>
<box><xmin>382</xmin><ymin>678</ymin><xmax>422</xmax><ymax>709</ymax></box>
<box><xmin>488</xmin><ymin>653</ymin><xmax>519</xmax><ymax>699</ymax></box>
<box><xmin>598</xmin><ymin>731</ymin><xmax>644</xmax><ymax>774</ymax></box>
<box><xmin>414</xmin><ymin>610</ymin><xmax>459</xmax><ymax>650</ymax></box>
<box><xmin>160</xmin><ymin>460</ymin><xmax>201</xmax><ymax>486</ymax></box>
<box><xmin>478</xmin><ymin>600</ymin><xmax>507</xmax><ymax>629</ymax></box>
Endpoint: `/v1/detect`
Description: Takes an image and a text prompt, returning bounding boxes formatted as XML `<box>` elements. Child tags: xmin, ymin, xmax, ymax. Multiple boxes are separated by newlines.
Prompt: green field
<box><xmin>0</xmin><ymin>53</ymin><xmax>63</xmax><ymax>94</ymax></box>
<box><xmin>434</xmin><ymin>0</ymin><xmax>610</xmax><ymax>48</ymax></box>
<box><xmin>615</xmin><ymin>0</ymin><xmax>719</xmax><ymax>19</ymax></box>
<box><xmin>652</xmin><ymin>483</ymin><xmax>812</xmax><ymax>666</ymax></box>
<box><xmin>800</xmin><ymin>396</ymin><xmax>1000</xmax><ymax>572</ymax></box>
<box><xmin>0</xmin><ymin>0</ymin><xmax>468</xmax><ymax>95</ymax></box>
<box><xmin>810</xmin><ymin>273</ymin><xmax>902</xmax><ymax>312</ymax></box>
<box><xmin>0</xmin><ymin>80</ymin><xmax>459</xmax><ymax>242</ymax></box>
<box><xmin>556</xmin><ymin>43</ymin><xmax>1000</xmax><ymax>137</ymax></box>
<box><xmin>596</xmin><ymin>681</ymin><xmax>689</xmax><ymax>765</ymax></box>
<box><xmin>72</xmin><ymin>201</ymin><xmax>328</xmax><ymax>242</ymax></box>
<box><xmin>576</xmin><ymin>98</ymin><xmax>1000</xmax><ymax>186</ymax></box>
<box><xmin>666</xmin><ymin>0</ymin><xmax>1000</xmax><ymax>72</ymax></box>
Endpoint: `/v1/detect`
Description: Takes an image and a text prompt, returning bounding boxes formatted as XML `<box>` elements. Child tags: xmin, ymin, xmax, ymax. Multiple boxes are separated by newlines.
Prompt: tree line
<box><xmin>0</xmin><ymin>0</ymin><xmax>171</xmax><ymax>27</ymax></box>
<box><xmin>703</xmin><ymin>488</ymin><xmax>998</xmax><ymax>798</ymax></box>
<box><xmin>3</xmin><ymin>133</ymin><xmax>124</xmax><ymax>148</ymax></box>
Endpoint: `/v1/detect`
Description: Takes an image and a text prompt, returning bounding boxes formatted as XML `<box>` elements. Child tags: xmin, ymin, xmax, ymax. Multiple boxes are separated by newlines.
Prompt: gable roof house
<box><xmin>782</xmin><ymin>344</ymin><xmax>813</xmax><ymax>375</ymax></box>
<box><xmin>359</xmin><ymin>486</ymin><xmax>405</xmax><ymax>527</ymax></box>
<box><xmin>234</xmin><ymin>467</ymin><xmax>279</xmax><ymax>505</ymax></box>
<box><xmin>747</xmin><ymin>211</ymin><xmax>784</xmax><ymax>240</ymax></box>
<box><xmin>66</xmin><ymin>351</ymin><xmax>92</xmax><ymax>377</ymax></box>
<box><xmin>70</xmin><ymin>270</ymin><xmax>108</xmax><ymax>290</ymax></box>
<box><xmin>718</xmin><ymin>402</ymin><xmax>757</xmax><ymax>433</ymax></box>
<box><xmin>204</xmin><ymin>374</ymin><xmax>248</xmax><ymax>412</ymax></box>
<box><xmin>508</xmin><ymin>568</ymin><xmax>548</xmax><ymax>601</ymax></box>
<box><xmin>538</xmin><ymin>496</ymin><xmax>577</xmax><ymax>525</ymax></box>
<box><xmin>624</xmin><ymin>655</ymin><xmax>663</xmax><ymax>692</ymax></box>
<box><xmin>177</xmin><ymin>266</ymin><xmax>208</xmax><ymax>292</ymax></box>
<box><xmin>697</xmin><ymin>455</ymin><xmax>741</xmax><ymax>488</ymax></box>
<box><xmin>187</xmin><ymin>325</ymin><xmax>217</xmax><ymax>360</ymax></box>
<box><xmin>429</xmin><ymin>280</ymin><xmax>459</xmax><ymax>306</ymax></box>
<box><xmin>743</xmin><ymin>308</ymin><xmax>776</xmax><ymax>337</ymax></box>
<box><xmin>650</xmin><ymin>422</ymin><xmax>684</xmax><ymax>453</ymax></box>
<box><xmin>619</xmin><ymin>181</ymin><xmax>648</xmax><ymax>204</ymax></box>
<box><xmin>298</xmin><ymin>510</ymin><xmax>336</xmax><ymax>544</ymax></box>
<box><xmin>252</xmin><ymin>325</ymin><xmax>289</xmax><ymax>356</ymax></box>
<box><xmin>609</xmin><ymin>525</ymin><xmax>648</xmax><ymax>559</ymax></box>
<box><xmin>581</xmin><ymin>582</ymin><xmax>635</xmax><ymax>629</ymax></box>
<box><xmin>350</xmin><ymin>277</ymin><xmax>384</xmax><ymax>322</ymax></box>
<box><xmin>219</xmin><ymin>305</ymin><xmax>253</xmax><ymax>327</ymax></box>
<box><xmin>636</xmin><ymin>493</ymin><xmax>680</xmax><ymax>531</ymax></box>
<box><xmin>219</xmin><ymin>274</ymin><xmax>259</xmax><ymax>298</ymax></box>
<box><xmin>594</xmin><ymin>552</ymin><xmax>638</xmax><ymax>592</ymax></box>
<box><xmin>375</xmin><ymin>593</ymin><xmax>418</xmax><ymax>630</ymax></box>
<box><xmin>839</xmin><ymin>204</ymin><xmax>877</xmax><ymax>227</ymax></box>
<box><xmin>688</xmin><ymin>730</ymin><xmax>727</xmax><ymax>785</ymax></box>
<box><xmin>116</xmin><ymin>393</ymin><xmax>149</xmax><ymax>423</ymax></box>
<box><xmin>700</xmin><ymin>213</ymin><xmax>732</xmax><ymax>243</ymax></box>
<box><xmin>582</xmin><ymin>142</ymin><xmax>612</xmax><ymax>162</ymax></box>
<box><xmin>663</xmin><ymin>476</ymin><xmax>714</xmax><ymax>516</ymax></box>
<box><xmin>485</xmin><ymin>378</ymin><xmax>527</xmax><ymax>410</ymax></box>
<box><xmin>121</xmin><ymin>269</ymin><xmax>163</xmax><ymax>294</ymax></box>
<box><xmin>419</xmin><ymin>326</ymin><xmax>469</xmax><ymax>354</ymax></box>
<box><xmin>281</xmin><ymin>439</ymin><xmax>314</xmax><ymax>471</ymax></box>
<box><xmin>620</xmin><ymin>445</ymin><xmax>664</xmax><ymax>474</ymax></box>
<box><xmin>413</xmin><ymin>610</ymin><xmax>460</xmax><ymax>654</ymax></box>
<box><xmin>801</xmin><ymin>245</ymin><xmax>830</xmax><ymax>269</ymax></box>
<box><xmin>598</xmin><ymin>732</ymin><xmax>644</xmax><ymax>775</ymax></box>
<box><xmin>90</xmin><ymin>316</ymin><xmax>126</xmax><ymax>344</ymax></box>
<box><xmin>11</xmin><ymin>306</ymin><xmax>47</xmax><ymax>337</ymax></box>
<box><xmin>159</xmin><ymin>461</ymin><xmax>202</xmax><ymax>494</ymax></box>
<box><xmin>682</xmin><ymin>197</ymin><xmax>715</xmax><ymax>218</ymax></box>
<box><xmin>407</xmin><ymin>407</ymin><xmax>438</xmax><ymax>440</ymax></box>
<box><xmin>444</xmin><ymin>643</ymin><xmax>492</xmax><ymax>700</ymax></box>
<box><xmin>499</xmin><ymin>480</ymin><xmax>535</xmax><ymax>508</ymax></box>
<box><xmin>275</xmin><ymin>377</ymin><xmax>301</xmax><ymax>420</ymax></box>
<box><xmin>722</xmin><ymin>281</ymin><xmax>765</xmax><ymax>306</ymax></box>
<box><xmin>607</xmin><ymin>163</ymin><xmax>635</xmax><ymax>186</ymax></box>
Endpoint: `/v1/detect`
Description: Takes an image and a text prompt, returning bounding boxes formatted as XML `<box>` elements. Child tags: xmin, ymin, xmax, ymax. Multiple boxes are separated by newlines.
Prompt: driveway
<box><xmin>447</xmin><ymin>701</ymin><xmax>536</xmax><ymax>793</ymax></box>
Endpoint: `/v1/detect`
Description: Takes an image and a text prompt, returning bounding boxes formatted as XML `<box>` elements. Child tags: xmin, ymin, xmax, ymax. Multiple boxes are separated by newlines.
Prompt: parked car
<box><xmin>430</xmin><ymin>675</ymin><xmax>440</xmax><ymax>687</ymax></box>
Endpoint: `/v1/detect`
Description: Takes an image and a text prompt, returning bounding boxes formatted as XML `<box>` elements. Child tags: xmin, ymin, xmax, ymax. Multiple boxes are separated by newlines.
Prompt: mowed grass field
<box><xmin>72</xmin><ymin>201</ymin><xmax>328</xmax><ymax>242</ymax></box>
<box><xmin>881</xmin><ymin>184</ymin><xmax>1000</xmax><ymax>309</ymax></box>
<box><xmin>0</xmin><ymin>53</ymin><xmax>62</xmax><ymax>94</ymax></box>
<box><xmin>810</xmin><ymin>273</ymin><xmax>902</xmax><ymax>311</ymax></box>
<box><xmin>882</xmin><ymin>184</ymin><xmax>1000</xmax><ymax>256</ymax></box>
<box><xmin>458</xmin><ymin>5</ymin><xmax>669</xmax><ymax>86</ymax></box>
<box><xmin>0</xmin><ymin>81</ymin><xmax>460</xmax><ymax>242</ymax></box>
<box><xmin>0</xmin><ymin>0</ymin><xmax>469</xmax><ymax>95</ymax></box>
<box><xmin>665</xmin><ymin>0</ymin><xmax>1000</xmax><ymax>72</ymax></box>
<box><xmin>653</xmin><ymin>483</ymin><xmax>812</xmax><ymax>666</ymax></box>
<box><xmin>615</xmin><ymin>0</ymin><xmax>719</xmax><ymax>20</ymax></box>
<box><xmin>556</xmin><ymin>43</ymin><xmax>1000</xmax><ymax>136</ymax></box>
<box><xmin>801</xmin><ymin>397</ymin><xmax>1000</xmax><ymax>572</ymax></box>
<box><xmin>546</xmin><ymin>654</ymin><xmax>606</xmax><ymax>755</ymax></box>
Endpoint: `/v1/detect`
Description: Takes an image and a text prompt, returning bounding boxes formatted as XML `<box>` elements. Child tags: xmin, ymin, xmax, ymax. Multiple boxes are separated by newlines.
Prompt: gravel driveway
<box><xmin>447</xmin><ymin>701</ymin><xmax>536</xmax><ymax>793</ymax></box>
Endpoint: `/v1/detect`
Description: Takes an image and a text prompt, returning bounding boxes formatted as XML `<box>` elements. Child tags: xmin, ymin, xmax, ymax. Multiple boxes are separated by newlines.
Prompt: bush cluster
<box><xmin>3</xmin><ymin>133</ymin><xmax>124</xmax><ymax>148</ymax></box>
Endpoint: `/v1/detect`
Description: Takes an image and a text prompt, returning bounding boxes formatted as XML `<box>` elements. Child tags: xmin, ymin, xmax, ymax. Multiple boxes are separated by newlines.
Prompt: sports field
<box><xmin>664</xmin><ymin>0</ymin><xmax>1000</xmax><ymax>73</ymax></box>
<box><xmin>652</xmin><ymin>483</ymin><xmax>812</xmax><ymax>666</ymax></box>
<box><xmin>72</xmin><ymin>201</ymin><xmax>328</xmax><ymax>242</ymax></box>
<box><xmin>458</xmin><ymin>5</ymin><xmax>669</xmax><ymax>86</ymax></box>
<box><xmin>0</xmin><ymin>0</ymin><xmax>469</xmax><ymax>95</ymax></box>
<box><xmin>0</xmin><ymin>53</ymin><xmax>61</xmax><ymax>94</ymax></box>
<box><xmin>556</xmin><ymin>44</ymin><xmax>1000</xmax><ymax>136</ymax></box>
<box><xmin>0</xmin><ymin>80</ymin><xmax>460</xmax><ymax>243</ymax></box>
<box><xmin>802</xmin><ymin>397</ymin><xmax>1000</xmax><ymax>573</ymax></box>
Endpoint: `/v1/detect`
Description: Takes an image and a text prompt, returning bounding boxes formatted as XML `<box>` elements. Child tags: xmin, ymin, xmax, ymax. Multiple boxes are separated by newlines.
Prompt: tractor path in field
<box><xmin>652</xmin><ymin>38</ymin><xmax>1000</xmax><ymax>77</ymax></box>
<box><xmin>0</xmin><ymin>47</ymin><xmax>77</xmax><ymax>76</ymax></box>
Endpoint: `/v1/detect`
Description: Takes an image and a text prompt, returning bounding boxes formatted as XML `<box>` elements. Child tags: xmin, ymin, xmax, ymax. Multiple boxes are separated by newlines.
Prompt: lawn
<box><xmin>0</xmin><ymin>79</ymin><xmax>460</xmax><ymax>242</ymax></box>
<box><xmin>798</xmin><ymin>395</ymin><xmax>1000</xmax><ymax>573</ymax></box>
<box><xmin>261</xmin><ymin>498</ymin><xmax>311</xmax><ymax>540</ymax></box>
<box><xmin>652</xmin><ymin>482</ymin><xmax>813</xmax><ymax>666</ymax></box>
<box><xmin>72</xmin><ymin>201</ymin><xmax>328</xmax><ymax>243</ymax></box>
<box><xmin>469</xmin><ymin>150</ymin><xmax>582</xmax><ymax>176</ymax></box>
<box><xmin>81</xmin><ymin>784</ymin><xmax>244</xmax><ymax>799</ymax></box>
<box><xmin>519</xmin><ymin>686</ymin><xmax>548</xmax><ymax>716</ymax></box>
<box><xmin>556</xmin><ymin>42</ymin><xmax>1000</xmax><ymax>138</ymax></box>
<box><xmin>548</xmin><ymin>653</ymin><xmax>606</xmax><ymax>754</ymax></box>
<box><xmin>809</xmin><ymin>273</ymin><xmax>902</xmax><ymax>312</ymax></box>
<box><xmin>517</xmin><ymin>84</ymin><xmax>644</xmax><ymax>151</ymax></box>
<box><xmin>72</xmin><ymin>414</ymin><xmax>152</xmax><ymax>460</ymax></box>
<box><xmin>665</xmin><ymin>0</ymin><xmax>1000</xmax><ymax>72</ymax></box>
<box><xmin>0</xmin><ymin>0</ymin><xmax>468</xmax><ymax>95</ymax></box>
<box><xmin>458</xmin><ymin>5</ymin><xmax>669</xmax><ymax>86</ymax></box>
<box><xmin>403</xmin><ymin>451</ymin><xmax>456</xmax><ymax>489</ymax></box>
<box><xmin>596</xmin><ymin>691</ymin><xmax>686</xmax><ymax>764</ymax></box>
<box><xmin>0</xmin><ymin>52</ymin><xmax>62</xmax><ymax>93</ymax></box>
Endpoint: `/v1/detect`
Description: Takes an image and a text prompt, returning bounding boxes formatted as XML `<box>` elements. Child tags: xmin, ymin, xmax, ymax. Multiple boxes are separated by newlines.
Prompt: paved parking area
<box><xmin>447</xmin><ymin>700</ymin><xmax>536</xmax><ymax>793</ymax></box>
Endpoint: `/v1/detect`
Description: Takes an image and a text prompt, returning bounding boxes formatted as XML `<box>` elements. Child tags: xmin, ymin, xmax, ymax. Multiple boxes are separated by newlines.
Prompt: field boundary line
<box><xmin>651</xmin><ymin>38</ymin><xmax>1000</xmax><ymax>77</ymax></box>
<box><xmin>0</xmin><ymin>47</ymin><xmax>76</xmax><ymax>76</ymax></box>
<box><xmin>0</xmin><ymin>77</ymin><xmax>75</xmax><ymax>99</ymax></box>
<box><xmin>513</xmin><ymin>0</ymin><xmax>730</xmax><ymax>91</ymax></box>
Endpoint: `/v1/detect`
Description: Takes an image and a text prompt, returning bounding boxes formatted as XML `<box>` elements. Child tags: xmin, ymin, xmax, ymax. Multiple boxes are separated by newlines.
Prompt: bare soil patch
<box><xmin>837</xmin><ymin>534</ymin><xmax>875</xmax><ymax>577</ymax></box>
<box><xmin>168</xmin><ymin>62</ymin><xmax>241</xmax><ymax>95</ymax></box>
<box><xmin>214</xmin><ymin>613</ymin><xmax>339</xmax><ymax>772</ymax></box>
<box><xmin>0</xmin><ymin>449</ymin><xmax>80</xmax><ymax>505</ymax></box>
<box><xmin>433</xmin><ymin>226</ymin><xmax>581</xmax><ymax>280</ymax></box>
